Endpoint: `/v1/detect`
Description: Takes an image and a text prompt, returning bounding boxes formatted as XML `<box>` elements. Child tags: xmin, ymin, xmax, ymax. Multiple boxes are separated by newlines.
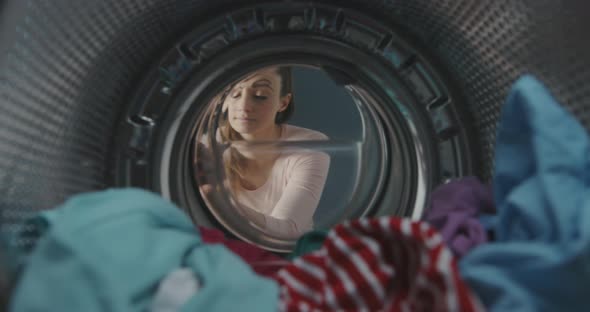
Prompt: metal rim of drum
<box><xmin>114</xmin><ymin>3</ymin><xmax>473</xmax><ymax>252</ymax></box>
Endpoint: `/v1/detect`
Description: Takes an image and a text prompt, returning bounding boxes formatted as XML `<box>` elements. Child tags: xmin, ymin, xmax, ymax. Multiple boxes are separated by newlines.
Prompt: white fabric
<box><xmin>235</xmin><ymin>125</ymin><xmax>330</xmax><ymax>238</ymax></box>
<box><xmin>151</xmin><ymin>268</ymin><xmax>200</xmax><ymax>312</ymax></box>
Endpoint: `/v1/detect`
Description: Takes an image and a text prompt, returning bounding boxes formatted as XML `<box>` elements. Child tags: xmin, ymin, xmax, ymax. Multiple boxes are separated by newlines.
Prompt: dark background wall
<box><xmin>289</xmin><ymin>66</ymin><xmax>363</xmax><ymax>228</ymax></box>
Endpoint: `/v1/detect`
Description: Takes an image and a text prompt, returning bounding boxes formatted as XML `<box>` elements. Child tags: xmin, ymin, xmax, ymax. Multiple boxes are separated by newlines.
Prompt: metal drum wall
<box><xmin>1</xmin><ymin>0</ymin><xmax>589</xmax><ymax>250</ymax></box>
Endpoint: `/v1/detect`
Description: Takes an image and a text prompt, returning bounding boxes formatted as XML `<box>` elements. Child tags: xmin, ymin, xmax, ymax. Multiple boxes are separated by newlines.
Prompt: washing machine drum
<box><xmin>1</xmin><ymin>0</ymin><xmax>589</xmax><ymax>252</ymax></box>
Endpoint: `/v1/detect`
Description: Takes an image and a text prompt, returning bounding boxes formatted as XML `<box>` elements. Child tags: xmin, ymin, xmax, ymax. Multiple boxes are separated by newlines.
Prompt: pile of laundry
<box><xmin>5</xmin><ymin>76</ymin><xmax>590</xmax><ymax>311</ymax></box>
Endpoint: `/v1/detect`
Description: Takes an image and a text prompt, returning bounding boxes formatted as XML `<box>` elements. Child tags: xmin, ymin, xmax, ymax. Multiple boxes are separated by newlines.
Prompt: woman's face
<box><xmin>226</xmin><ymin>68</ymin><xmax>291</xmax><ymax>139</ymax></box>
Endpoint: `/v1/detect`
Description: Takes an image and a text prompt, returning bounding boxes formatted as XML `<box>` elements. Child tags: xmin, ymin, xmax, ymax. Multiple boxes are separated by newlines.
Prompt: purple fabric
<box><xmin>425</xmin><ymin>177</ymin><xmax>496</xmax><ymax>257</ymax></box>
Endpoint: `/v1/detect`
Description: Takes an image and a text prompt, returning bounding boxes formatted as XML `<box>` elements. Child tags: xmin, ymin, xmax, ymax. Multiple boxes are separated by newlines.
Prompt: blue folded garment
<box><xmin>459</xmin><ymin>76</ymin><xmax>590</xmax><ymax>311</ymax></box>
<box><xmin>9</xmin><ymin>188</ymin><xmax>278</xmax><ymax>312</ymax></box>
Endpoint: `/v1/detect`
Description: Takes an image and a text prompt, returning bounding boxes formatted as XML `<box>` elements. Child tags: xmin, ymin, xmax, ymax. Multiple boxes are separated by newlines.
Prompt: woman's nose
<box><xmin>235</xmin><ymin>92</ymin><xmax>254</xmax><ymax>112</ymax></box>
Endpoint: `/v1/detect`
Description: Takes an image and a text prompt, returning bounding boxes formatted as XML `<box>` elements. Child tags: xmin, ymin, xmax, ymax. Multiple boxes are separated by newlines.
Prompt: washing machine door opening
<box><xmin>162</xmin><ymin>58</ymin><xmax>434</xmax><ymax>252</ymax></box>
<box><xmin>112</xmin><ymin>6</ymin><xmax>473</xmax><ymax>252</ymax></box>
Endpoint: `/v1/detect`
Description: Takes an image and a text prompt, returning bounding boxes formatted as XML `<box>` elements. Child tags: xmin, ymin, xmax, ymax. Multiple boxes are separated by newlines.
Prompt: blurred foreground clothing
<box><xmin>198</xmin><ymin>226</ymin><xmax>287</xmax><ymax>278</ymax></box>
<box><xmin>151</xmin><ymin>268</ymin><xmax>200</xmax><ymax>312</ymax></box>
<box><xmin>288</xmin><ymin>230</ymin><xmax>328</xmax><ymax>260</ymax></box>
<box><xmin>459</xmin><ymin>76</ymin><xmax>590</xmax><ymax>311</ymax></box>
<box><xmin>425</xmin><ymin>177</ymin><xmax>496</xmax><ymax>258</ymax></box>
<box><xmin>9</xmin><ymin>189</ymin><xmax>278</xmax><ymax>312</ymax></box>
<box><xmin>274</xmin><ymin>218</ymin><xmax>484</xmax><ymax>312</ymax></box>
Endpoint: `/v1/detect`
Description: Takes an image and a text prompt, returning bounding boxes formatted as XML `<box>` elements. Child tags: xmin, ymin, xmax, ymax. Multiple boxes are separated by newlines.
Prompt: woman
<box><xmin>210</xmin><ymin>66</ymin><xmax>330</xmax><ymax>239</ymax></box>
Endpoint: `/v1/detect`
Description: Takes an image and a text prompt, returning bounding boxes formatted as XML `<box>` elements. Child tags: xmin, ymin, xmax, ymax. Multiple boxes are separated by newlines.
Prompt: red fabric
<box><xmin>198</xmin><ymin>226</ymin><xmax>287</xmax><ymax>277</ymax></box>
<box><xmin>273</xmin><ymin>218</ymin><xmax>484</xmax><ymax>312</ymax></box>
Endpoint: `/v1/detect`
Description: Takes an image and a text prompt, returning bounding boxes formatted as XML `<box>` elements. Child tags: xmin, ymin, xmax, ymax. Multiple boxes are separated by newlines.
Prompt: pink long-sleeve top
<box><xmin>233</xmin><ymin>124</ymin><xmax>331</xmax><ymax>239</ymax></box>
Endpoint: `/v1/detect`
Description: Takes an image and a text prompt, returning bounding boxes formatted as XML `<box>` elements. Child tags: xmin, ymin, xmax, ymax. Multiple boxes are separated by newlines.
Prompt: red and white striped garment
<box><xmin>274</xmin><ymin>218</ymin><xmax>484</xmax><ymax>312</ymax></box>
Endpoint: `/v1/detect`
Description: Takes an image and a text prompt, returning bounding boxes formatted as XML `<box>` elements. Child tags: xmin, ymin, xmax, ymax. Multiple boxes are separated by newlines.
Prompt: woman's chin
<box><xmin>231</xmin><ymin>127</ymin><xmax>260</xmax><ymax>139</ymax></box>
<box><xmin>232</xmin><ymin>126</ymin><xmax>253</xmax><ymax>134</ymax></box>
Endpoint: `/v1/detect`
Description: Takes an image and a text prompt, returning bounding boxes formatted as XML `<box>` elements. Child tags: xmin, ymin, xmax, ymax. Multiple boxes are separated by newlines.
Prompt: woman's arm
<box><xmin>236</xmin><ymin>206</ymin><xmax>301</xmax><ymax>239</ymax></box>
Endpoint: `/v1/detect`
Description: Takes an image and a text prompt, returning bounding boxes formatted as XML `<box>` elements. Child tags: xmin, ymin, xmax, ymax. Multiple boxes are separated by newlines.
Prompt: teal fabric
<box><xmin>288</xmin><ymin>230</ymin><xmax>328</xmax><ymax>260</ymax></box>
<box><xmin>10</xmin><ymin>188</ymin><xmax>278</xmax><ymax>312</ymax></box>
<box><xmin>459</xmin><ymin>76</ymin><xmax>590</xmax><ymax>311</ymax></box>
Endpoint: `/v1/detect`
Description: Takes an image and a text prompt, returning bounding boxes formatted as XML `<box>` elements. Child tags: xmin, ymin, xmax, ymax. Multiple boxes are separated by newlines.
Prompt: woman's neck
<box><xmin>240</xmin><ymin>124</ymin><xmax>283</xmax><ymax>142</ymax></box>
<box><xmin>236</xmin><ymin>124</ymin><xmax>283</xmax><ymax>168</ymax></box>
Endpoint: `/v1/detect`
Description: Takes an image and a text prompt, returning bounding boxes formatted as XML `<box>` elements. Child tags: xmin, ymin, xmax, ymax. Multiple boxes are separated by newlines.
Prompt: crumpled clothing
<box><xmin>151</xmin><ymin>268</ymin><xmax>200</xmax><ymax>312</ymax></box>
<box><xmin>425</xmin><ymin>177</ymin><xmax>496</xmax><ymax>257</ymax></box>
<box><xmin>9</xmin><ymin>189</ymin><xmax>278</xmax><ymax>312</ymax></box>
<box><xmin>459</xmin><ymin>75</ymin><xmax>590</xmax><ymax>311</ymax></box>
<box><xmin>275</xmin><ymin>217</ymin><xmax>484</xmax><ymax>312</ymax></box>
<box><xmin>288</xmin><ymin>230</ymin><xmax>328</xmax><ymax>260</ymax></box>
<box><xmin>198</xmin><ymin>226</ymin><xmax>287</xmax><ymax>277</ymax></box>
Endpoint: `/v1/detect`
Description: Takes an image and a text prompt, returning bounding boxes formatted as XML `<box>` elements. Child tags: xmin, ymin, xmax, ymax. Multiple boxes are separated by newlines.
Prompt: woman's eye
<box><xmin>231</xmin><ymin>92</ymin><xmax>241</xmax><ymax>99</ymax></box>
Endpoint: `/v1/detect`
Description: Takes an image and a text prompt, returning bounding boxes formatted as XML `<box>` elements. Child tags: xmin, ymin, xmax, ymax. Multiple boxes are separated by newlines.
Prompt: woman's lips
<box><xmin>235</xmin><ymin>117</ymin><xmax>255</xmax><ymax>121</ymax></box>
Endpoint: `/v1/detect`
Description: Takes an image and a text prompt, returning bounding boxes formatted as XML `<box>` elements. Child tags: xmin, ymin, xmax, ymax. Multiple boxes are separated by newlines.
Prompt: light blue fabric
<box><xmin>10</xmin><ymin>188</ymin><xmax>278</xmax><ymax>312</ymax></box>
<box><xmin>459</xmin><ymin>76</ymin><xmax>590</xmax><ymax>311</ymax></box>
<box><xmin>477</xmin><ymin>214</ymin><xmax>497</xmax><ymax>234</ymax></box>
